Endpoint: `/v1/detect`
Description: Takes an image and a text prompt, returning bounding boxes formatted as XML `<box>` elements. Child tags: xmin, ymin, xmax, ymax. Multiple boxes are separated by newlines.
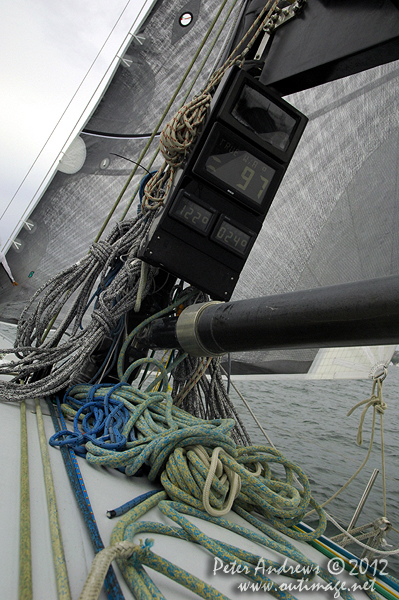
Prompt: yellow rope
<box><xmin>305</xmin><ymin>376</ymin><xmax>388</xmax><ymax>519</ymax></box>
<box><xmin>35</xmin><ymin>398</ymin><xmax>71</xmax><ymax>600</ymax></box>
<box><xmin>19</xmin><ymin>401</ymin><xmax>32</xmax><ymax>600</ymax></box>
<box><xmin>141</xmin><ymin>0</ymin><xmax>278</xmax><ymax>214</ymax></box>
<box><xmin>121</xmin><ymin>0</ymin><xmax>244</xmax><ymax>213</ymax></box>
<box><xmin>100</xmin><ymin>0</ymin><xmax>235</xmax><ymax>232</ymax></box>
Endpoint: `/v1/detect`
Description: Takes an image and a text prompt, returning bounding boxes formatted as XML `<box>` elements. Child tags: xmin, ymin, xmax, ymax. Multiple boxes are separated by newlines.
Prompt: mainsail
<box><xmin>1</xmin><ymin>0</ymin><xmax>398</xmax><ymax>378</ymax></box>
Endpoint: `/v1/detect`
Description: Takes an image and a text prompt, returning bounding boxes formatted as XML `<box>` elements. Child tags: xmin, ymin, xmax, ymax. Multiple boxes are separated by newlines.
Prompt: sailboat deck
<box><xmin>1</xmin><ymin>325</ymin><xmax>394</xmax><ymax>600</ymax></box>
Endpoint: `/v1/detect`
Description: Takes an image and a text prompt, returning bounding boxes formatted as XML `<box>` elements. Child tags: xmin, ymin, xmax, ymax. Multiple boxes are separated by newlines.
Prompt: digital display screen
<box><xmin>213</xmin><ymin>220</ymin><xmax>252</xmax><ymax>255</ymax></box>
<box><xmin>204</xmin><ymin>134</ymin><xmax>276</xmax><ymax>205</ymax></box>
<box><xmin>170</xmin><ymin>193</ymin><xmax>213</xmax><ymax>234</ymax></box>
<box><xmin>231</xmin><ymin>84</ymin><xmax>297</xmax><ymax>152</ymax></box>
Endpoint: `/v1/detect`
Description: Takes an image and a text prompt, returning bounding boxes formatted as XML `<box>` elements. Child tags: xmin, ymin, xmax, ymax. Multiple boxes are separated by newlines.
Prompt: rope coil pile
<box><xmin>0</xmin><ymin>215</ymin><xmax>156</xmax><ymax>402</ymax></box>
<box><xmin>49</xmin><ymin>373</ymin><xmax>326</xmax><ymax>538</ymax></box>
<box><xmin>0</xmin><ymin>0</ymin><xmax>281</xmax><ymax>406</ymax></box>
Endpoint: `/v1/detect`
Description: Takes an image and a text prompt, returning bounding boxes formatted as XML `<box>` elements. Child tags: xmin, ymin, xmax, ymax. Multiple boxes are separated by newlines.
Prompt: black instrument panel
<box><xmin>138</xmin><ymin>67</ymin><xmax>308</xmax><ymax>299</ymax></box>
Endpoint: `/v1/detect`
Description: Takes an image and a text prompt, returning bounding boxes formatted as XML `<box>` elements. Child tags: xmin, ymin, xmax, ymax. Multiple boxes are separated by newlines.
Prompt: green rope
<box><xmin>93</xmin><ymin>0</ymin><xmax>234</xmax><ymax>241</ymax></box>
<box><xmin>124</xmin><ymin>0</ymin><xmax>243</xmax><ymax>207</ymax></box>
<box><xmin>63</xmin><ymin>381</ymin><xmax>376</xmax><ymax>600</ymax></box>
<box><xmin>116</xmin><ymin>290</ymin><xmax>194</xmax><ymax>381</ymax></box>
<box><xmin>61</xmin><ymin>379</ymin><xmax>325</xmax><ymax>532</ymax></box>
<box><xmin>19</xmin><ymin>401</ymin><xmax>32</xmax><ymax>600</ymax></box>
<box><xmin>35</xmin><ymin>398</ymin><xmax>71</xmax><ymax>600</ymax></box>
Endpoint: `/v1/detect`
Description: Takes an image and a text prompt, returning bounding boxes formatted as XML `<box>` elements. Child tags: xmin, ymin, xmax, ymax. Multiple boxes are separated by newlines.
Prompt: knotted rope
<box><xmin>347</xmin><ymin>373</ymin><xmax>389</xmax><ymax>519</ymax></box>
<box><xmin>347</xmin><ymin>375</ymin><xmax>387</xmax><ymax>446</ymax></box>
<box><xmin>305</xmin><ymin>372</ymin><xmax>392</xmax><ymax>529</ymax></box>
<box><xmin>140</xmin><ymin>0</ymin><xmax>279</xmax><ymax>213</ymax></box>
<box><xmin>50</xmin><ymin>374</ymin><xmax>326</xmax><ymax>540</ymax></box>
<box><xmin>0</xmin><ymin>215</ymin><xmax>156</xmax><ymax>402</ymax></box>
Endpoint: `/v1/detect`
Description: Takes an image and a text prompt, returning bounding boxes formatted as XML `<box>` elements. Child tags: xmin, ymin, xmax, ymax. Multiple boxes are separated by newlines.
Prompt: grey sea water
<box><xmin>229</xmin><ymin>367</ymin><xmax>399</xmax><ymax>577</ymax></box>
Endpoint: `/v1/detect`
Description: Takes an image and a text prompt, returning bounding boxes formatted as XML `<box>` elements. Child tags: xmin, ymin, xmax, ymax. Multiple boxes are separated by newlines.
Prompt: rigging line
<box><xmin>1</xmin><ymin>0</ymin><xmax>141</xmax><ymax>232</ymax></box>
<box><xmin>222</xmin><ymin>367</ymin><xmax>306</xmax><ymax>489</ymax></box>
<box><xmin>121</xmin><ymin>0</ymin><xmax>244</xmax><ymax>208</ymax></box>
<box><xmin>19</xmin><ymin>401</ymin><xmax>32</xmax><ymax>600</ymax></box>
<box><xmin>110</xmin><ymin>153</ymin><xmax>150</xmax><ymax>173</ymax></box>
<box><xmin>181</xmin><ymin>0</ymin><xmax>243</xmax><ymax>105</ymax></box>
<box><xmin>221</xmin><ymin>366</ymin><xmax>275</xmax><ymax>447</ymax></box>
<box><xmin>380</xmin><ymin>409</ymin><xmax>387</xmax><ymax>519</ymax></box>
<box><xmin>94</xmin><ymin>0</ymin><xmax>234</xmax><ymax>237</ymax></box>
<box><xmin>138</xmin><ymin>0</ymin><xmax>278</xmax><ymax>214</ymax></box>
<box><xmin>35</xmin><ymin>398</ymin><xmax>71</xmax><ymax>600</ymax></box>
<box><xmin>305</xmin><ymin>381</ymin><xmax>387</xmax><ymax>520</ymax></box>
<box><xmin>324</xmin><ymin>511</ymin><xmax>399</xmax><ymax>556</ymax></box>
<box><xmin>226</xmin><ymin>375</ymin><xmax>398</xmax><ymax>495</ymax></box>
<box><xmin>209</xmin><ymin>0</ymin><xmax>248</xmax><ymax>75</ymax></box>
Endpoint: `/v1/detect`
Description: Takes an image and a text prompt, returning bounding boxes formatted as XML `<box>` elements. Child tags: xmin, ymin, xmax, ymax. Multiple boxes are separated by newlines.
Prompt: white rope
<box><xmin>134</xmin><ymin>260</ymin><xmax>149</xmax><ymax>313</ymax></box>
<box><xmin>324</xmin><ymin>511</ymin><xmax>399</xmax><ymax>556</ymax></box>
<box><xmin>304</xmin><ymin>375</ymin><xmax>388</xmax><ymax>519</ymax></box>
<box><xmin>78</xmin><ymin>541</ymin><xmax>135</xmax><ymax>600</ymax></box>
<box><xmin>196</xmin><ymin>445</ymin><xmax>241</xmax><ymax>516</ymax></box>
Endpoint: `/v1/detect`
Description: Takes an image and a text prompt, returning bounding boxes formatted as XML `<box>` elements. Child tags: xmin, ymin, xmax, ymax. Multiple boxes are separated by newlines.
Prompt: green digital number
<box><xmin>236</xmin><ymin>166</ymin><xmax>255</xmax><ymax>191</ymax></box>
<box><xmin>257</xmin><ymin>175</ymin><xmax>269</xmax><ymax>199</ymax></box>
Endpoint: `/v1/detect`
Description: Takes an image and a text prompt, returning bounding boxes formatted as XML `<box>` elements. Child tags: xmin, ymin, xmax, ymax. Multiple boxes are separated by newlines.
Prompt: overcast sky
<box><xmin>0</xmin><ymin>0</ymin><xmax>151</xmax><ymax>251</ymax></box>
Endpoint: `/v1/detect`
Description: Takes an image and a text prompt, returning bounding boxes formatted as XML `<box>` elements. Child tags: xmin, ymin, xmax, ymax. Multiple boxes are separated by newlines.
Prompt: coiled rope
<box><xmin>47</xmin><ymin>397</ymin><xmax>126</xmax><ymax>600</ymax></box>
<box><xmin>49</xmin><ymin>369</ymin><xmax>326</xmax><ymax>535</ymax></box>
<box><xmin>0</xmin><ymin>0</ymin><xmax>280</xmax><ymax>407</ymax></box>
<box><xmin>0</xmin><ymin>215</ymin><xmax>156</xmax><ymax>402</ymax></box>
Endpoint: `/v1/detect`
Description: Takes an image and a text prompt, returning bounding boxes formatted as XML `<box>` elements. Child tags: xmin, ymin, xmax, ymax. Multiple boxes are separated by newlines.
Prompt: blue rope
<box><xmin>49</xmin><ymin>383</ymin><xmax>137</xmax><ymax>456</ymax></box>
<box><xmin>107</xmin><ymin>490</ymin><xmax>160</xmax><ymax>519</ymax></box>
<box><xmin>47</xmin><ymin>397</ymin><xmax>126</xmax><ymax>600</ymax></box>
<box><xmin>49</xmin><ymin>381</ymin><xmax>236</xmax><ymax>480</ymax></box>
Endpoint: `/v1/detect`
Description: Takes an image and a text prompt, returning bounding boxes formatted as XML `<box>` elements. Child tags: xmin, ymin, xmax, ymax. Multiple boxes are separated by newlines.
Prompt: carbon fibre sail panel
<box><xmin>0</xmin><ymin>0</ymin><xmax>241</xmax><ymax>320</ymax></box>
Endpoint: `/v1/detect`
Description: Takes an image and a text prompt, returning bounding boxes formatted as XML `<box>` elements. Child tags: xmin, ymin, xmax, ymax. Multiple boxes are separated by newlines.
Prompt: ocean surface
<box><xmin>229</xmin><ymin>368</ymin><xmax>399</xmax><ymax>577</ymax></box>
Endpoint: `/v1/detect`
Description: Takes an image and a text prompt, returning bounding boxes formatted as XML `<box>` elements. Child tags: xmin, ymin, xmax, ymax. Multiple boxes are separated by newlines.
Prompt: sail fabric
<box><xmin>0</xmin><ymin>0</ymin><xmax>398</xmax><ymax>378</ymax></box>
<box><xmin>0</xmin><ymin>0</ymin><xmax>241</xmax><ymax>322</ymax></box>
<box><xmin>305</xmin><ymin>345</ymin><xmax>397</xmax><ymax>380</ymax></box>
<box><xmin>229</xmin><ymin>58</ymin><xmax>399</xmax><ymax>376</ymax></box>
